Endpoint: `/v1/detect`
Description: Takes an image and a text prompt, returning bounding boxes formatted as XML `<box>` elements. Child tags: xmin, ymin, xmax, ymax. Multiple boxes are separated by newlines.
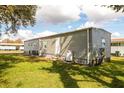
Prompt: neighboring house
<box><xmin>111</xmin><ymin>38</ymin><xmax>124</xmax><ymax>56</ymax></box>
<box><xmin>24</xmin><ymin>27</ymin><xmax>111</xmax><ymax>64</ymax></box>
<box><xmin>0</xmin><ymin>43</ymin><xmax>24</xmax><ymax>50</ymax></box>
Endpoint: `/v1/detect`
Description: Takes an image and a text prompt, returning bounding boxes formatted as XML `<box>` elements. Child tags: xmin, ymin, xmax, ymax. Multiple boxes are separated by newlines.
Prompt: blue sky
<box><xmin>1</xmin><ymin>5</ymin><xmax>124</xmax><ymax>40</ymax></box>
<box><xmin>103</xmin><ymin>17</ymin><xmax>124</xmax><ymax>35</ymax></box>
<box><xmin>25</xmin><ymin>5</ymin><xmax>124</xmax><ymax>39</ymax></box>
<box><xmin>27</xmin><ymin>14</ymin><xmax>124</xmax><ymax>35</ymax></box>
<box><xmin>25</xmin><ymin>13</ymin><xmax>87</xmax><ymax>34</ymax></box>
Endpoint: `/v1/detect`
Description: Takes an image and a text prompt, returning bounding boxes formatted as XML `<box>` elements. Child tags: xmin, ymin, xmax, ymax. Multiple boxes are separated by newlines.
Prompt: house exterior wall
<box><xmin>59</xmin><ymin>30</ymin><xmax>87</xmax><ymax>58</ymax></box>
<box><xmin>91</xmin><ymin>28</ymin><xmax>111</xmax><ymax>61</ymax></box>
<box><xmin>0</xmin><ymin>45</ymin><xmax>24</xmax><ymax>50</ymax></box>
<box><xmin>111</xmin><ymin>46</ymin><xmax>124</xmax><ymax>56</ymax></box>
<box><xmin>39</xmin><ymin>38</ymin><xmax>56</xmax><ymax>55</ymax></box>
<box><xmin>24</xmin><ymin>39</ymin><xmax>39</xmax><ymax>55</ymax></box>
<box><xmin>24</xmin><ymin>27</ymin><xmax>111</xmax><ymax>62</ymax></box>
<box><xmin>111</xmin><ymin>41</ymin><xmax>124</xmax><ymax>56</ymax></box>
<box><xmin>0</xmin><ymin>46</ymin><xmax>16</xmax><ymax>50</ymax></box>
<box><xmin>19</xmin><ymin>46</ymin><xmax>24</xmax><ymax>50</ymax></box>
<box><xmin>38</xmin><ymin>30</ymin><xmax>88</xmax><ymax>59</ymax></box>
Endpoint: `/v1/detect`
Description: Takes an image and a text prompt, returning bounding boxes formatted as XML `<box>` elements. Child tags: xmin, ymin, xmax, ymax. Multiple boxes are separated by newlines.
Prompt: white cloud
<box><xmin>75</xmin><ymin>5</ymin><xmax>124</xmax><ymax>30</ymax></box>
<box><xmin>17</xmin><ymin>30</ymin><xmax>34</xmax><ymax>40</ymax></box>
<box><xmin>1</xmin><ymin>4</ymin><xmax>124</xmax><ymax>40</ymax></box>
<box><xmin>36</xmin><ymin>4</ymin><xmax>124</xmax><ymax>29</ymax></box>
<box><xmin>1</xmin><ymin>30</ymin><xmax>57</xmax><ymax>41</ymax></box>
<box><xmin>112</xmin><ymin>32</ymin><xmax>121</xmax><ymax>37</ymax></box>
<box><xmin>77</xmin><ymin>21</ymin><xmax>102</xmax><ymax>30</ymax></box>
<box><xmin>79</xmin><ymin>5</ymin><xmax>124</xmax><ymax>27</ymax></box>
<box><xmin>0</xmin><ymin>34</ymin><xmax>9</xmax><ymax>40</ymax></box>
<box><xmin>36</xmin><ymin>5</ymin><xmax>81</xmax><ymax>24</ymax></box>
<box><xmin>68</xmin><ymin>25</ymin><xmax>72</xmax><ymax>29</ymax></box>
<box><xmin>0</xmin><ymin>30</ymin><xmax>34</xmax><ymax>41</ymax></box>
<box><xmin>34</xmin><ymin>30</ymin><xmax>57</xmax><ymax>38</ymax></box>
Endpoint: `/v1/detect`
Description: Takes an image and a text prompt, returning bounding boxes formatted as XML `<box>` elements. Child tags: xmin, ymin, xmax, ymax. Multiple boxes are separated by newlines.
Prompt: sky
<box><xmin>1</xmin><ymin>4</ymin><xmax>124</xmax><ymax>41</ymax></box>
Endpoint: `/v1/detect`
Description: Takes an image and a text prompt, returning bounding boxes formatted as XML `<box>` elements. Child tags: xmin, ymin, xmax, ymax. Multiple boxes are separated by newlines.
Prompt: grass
<box><xmin>0</xmin><ymin>54</ymin><xmax>124</xmax><ymax>88</ymax></box>
<box><xmin>0</xmin><ymin>50</ymin><xmax>24</xmax><ymax>54</ymax></box>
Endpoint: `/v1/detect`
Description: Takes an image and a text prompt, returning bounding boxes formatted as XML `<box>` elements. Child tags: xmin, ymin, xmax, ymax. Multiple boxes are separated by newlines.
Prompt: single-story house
<box><xmin>111</xmin><ymin>38</ymin><xmax>124</xmax><ymax>56</ymax></box>
<box><xmin>24</xmin><ymin>27</ymin><xmax>111</xmax><ymax>64</ymax></box>
<box><xmin>0</xmin><ymin>43</ymin><xmax>24</xmax><ymax>50</ymax></box>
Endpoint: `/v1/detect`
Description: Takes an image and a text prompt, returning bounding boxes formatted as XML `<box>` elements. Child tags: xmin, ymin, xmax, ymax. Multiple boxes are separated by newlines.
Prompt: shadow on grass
<box><xmin>40</xmin><ymin>60</ymin><xmax>124</xmax><ymax>88</ymax></box>
<box><xmin>0</xmin><ymin>54</ymin><xmax>25</xmax><ymax>87</ymax></box>
<box><xmin>0</xmin><ymin>62</ymin><xmax>14</xmax><ymax>87</ymax></box>
<box><xmin>0</xmin><ymin>54</ymin><xmax>52</xmax><ymax>87</ymax></box>
<box><xmin>110</xmin><ymin>59</ymin><xmax>124</xmax><ymax>66</ymax></box>
<box><xmin>27</xmin><ymin>56</ymin><xmax>48</xmax><ymax>63</ymax></box>
<box><xmin>0</xmin><ymin>54</ymin><xmax>25</xmax><ymax>63</ymax></box>
<box><xmin>0</xmin><ymin>54</ymin><xmax>48</xmax><ymax>63</ymax></box>
<box><xmin>16</xmin><ymin>81</ymin><xmax>23</xmax><ymax>87</ymax></box>
<box><xmin>42</xmin><ymin>60</ymin><xmax>79</xmax><ymax>88</ymax></box>
<box><xmin>0</xmin><ymin>54</ymin><xmax>124</xmax><ymax>88</ymax></box>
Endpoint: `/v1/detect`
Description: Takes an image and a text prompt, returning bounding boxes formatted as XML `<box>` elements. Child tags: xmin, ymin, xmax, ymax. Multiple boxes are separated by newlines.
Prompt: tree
<box><xmin>0</xmin><ymin>5</ymin><xmax>37</xmax><ymax>34</ymax></box>
<box><xmin>14</xmin><ymin>39</ymin><xmax>23</xmax><ymax>43</ymax></box>
<box><xmin>2</xmin><ymin>38</ymin><xmax>23</xmax><ymax>43</ymax></box>
<box><xmin>1</xmin><ymin>38</ymin><xmax>12</xmax><ymax>43</ymax></box>
<box><xmin>109</xmin><ymin>5</ymin><xmax>124</xmax><ymax>12</ymax></box>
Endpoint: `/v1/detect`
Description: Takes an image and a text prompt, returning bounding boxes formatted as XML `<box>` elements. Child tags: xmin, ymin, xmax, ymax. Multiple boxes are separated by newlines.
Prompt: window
<box><xmin>111</xmin><ymin>42</ymin><xmax>124</xmax><ymax>46</ymax></box>
<box><xmin>102</xmin><ymin>39</ymin><xmax>105</xmax><ymax>48</ymax></box>
<box><xmin>43</xmin><ymin>41</ymin><xmax>48</xmax><ymax>48</ymax></box>
<box><xmin>120</xmin><ymin>42</ymin><xmax>124</xmax><ymax>46</ymax></box>
<box><xmin>30</xmin><ymin>43</ymin><xmax>33</xmax><ymax>46</ymax></box>
<box><xmin>34</xmin><ymin>43</ymin><xmax>37</xmax><ymax>46</ymax></box>
<box><xmin>29</xmin><ymin>51</ymin><xmax>30</xmax><ymax>55</ymax></box>
<box><xmin>32</xmin><ymin>50</ymin><xmax>39</xmax><ymax>55</ymax></box>
<box><xmin>111</xmin><ymin>43</ymin><xmax>117</xmax><ymax>46</ymax></box>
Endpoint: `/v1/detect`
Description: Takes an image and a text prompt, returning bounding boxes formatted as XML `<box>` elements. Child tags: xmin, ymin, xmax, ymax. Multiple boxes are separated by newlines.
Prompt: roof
<box><xmin>25</xmin><ymin>27</ymin><xmax>111</xmax><ymax>42</ymax></box>
<box><xmin>0</xmin><ymin>43</ymin><xmax>24</xmax><ymax>46</ymax></box>
<box><xmin>111</xmin><ymin>38</ymin><xmax>124</xmax><ymax>42</ymax></box>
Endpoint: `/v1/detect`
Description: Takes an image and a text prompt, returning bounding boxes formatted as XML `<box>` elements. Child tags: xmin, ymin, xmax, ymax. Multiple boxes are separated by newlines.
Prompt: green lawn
<box><xmin>0</xmin><ymin>54</ymin><xmax>124</xmax><ymax>88</ymax></box>
<box><xmin>0</xmin><ymin>50</ymin><xmax>24</xmax><ymax>54</ymax></box>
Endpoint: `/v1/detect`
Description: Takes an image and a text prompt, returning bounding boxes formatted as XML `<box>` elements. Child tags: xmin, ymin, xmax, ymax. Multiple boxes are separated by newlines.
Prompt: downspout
<box><xmin>87</xmin><ymin>28</ymin><xmax>90</xmax><ymax>64</ymax></box>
